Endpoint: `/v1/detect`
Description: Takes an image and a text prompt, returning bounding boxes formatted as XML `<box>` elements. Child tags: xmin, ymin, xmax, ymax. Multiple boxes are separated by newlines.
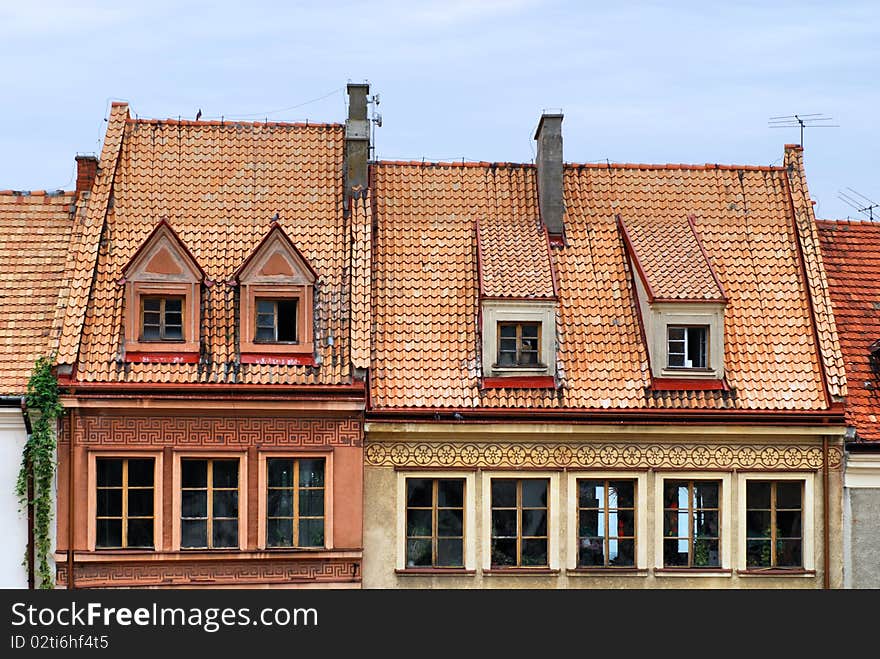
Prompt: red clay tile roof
<box><xmin>371</xmin><ymin>159</ymin><xmax>839</xmax><ymax>411</ymax></box>
<box><xmin>478</xmin><ymin>209</ymin><xmax>555</xmax><ymax>299</ymax></box>
<box><xmin>619</xmin><ymin>215</ymin><xmax>725</xmax><ymax>302</ymax></box>
<box><xmin>57</xmin><ymin>104</ymin><xmax>356</xmax><ymax>385</ymax></box>
<box><xmin>817</xmin><ymin>219</ymin><xmax>880</xmax><ymax>440</ymax></box>
<box><xmin>0</xmin><ymin>191</ymin><xmax>76</xmax><ymax>394</ymax></box>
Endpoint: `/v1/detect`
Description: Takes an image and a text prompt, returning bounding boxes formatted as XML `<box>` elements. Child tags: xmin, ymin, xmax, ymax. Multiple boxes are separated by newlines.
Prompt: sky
<box><xmin>2</xmin><ymin>0</ymin><xmax>878</xmax><ymax>221</ymax></box>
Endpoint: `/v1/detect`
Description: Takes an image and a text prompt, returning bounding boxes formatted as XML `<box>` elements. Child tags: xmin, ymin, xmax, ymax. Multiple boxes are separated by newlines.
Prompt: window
<box><xmin>667</xmin><ymin>325</ymin><xmax>708</xmax><ymax>369</ymax></box>
<box><xmin>663</xmin><ymin>480</ymin><xmax>720</xmax><ymax>567</ymax></box>
<box><xmin>746</xmin><ymin>481</ymin><xmax>803</xmax><ymax>569</ymax></box>
<box><xmin>95</xmin><ymin>458</ymin><xmax>155</xmax><ymax>549</ymax></box>
<box><xmin>140</xmin><ymin>296</ymin><xmax>183</xmax><ymax>341</ymax></box>
<box><xmin>490</xmin><ymin>478</ymin><xmax>548</xmax><ymax>567</ymax></box>
<box><xmin>266</xmin><ymin>458</ymin><xmax>324</xmax><ymax>548</ymax></box>
<box><xmin>256</xmin><ymin>299</ymin><xmax>299</xmax><ymax>343</ymax></box>
<box><xmin>577</xmin><ymin>479</ymin><xmax>636</xmax><ymax>568</ymax></box>
<box><xmin>497</xmin><ymin>322</ymin><xmax>541</xmax><ymax>367</ymax></box>
<box><xmin>180</xmin><ymin>459</ymin><xmax>239</xmax><ymax>549</ymax></box>
<box><xmin>405</xmin><ymin>478</ymin><xmax>465</xmax><ymax>568</ymax></box>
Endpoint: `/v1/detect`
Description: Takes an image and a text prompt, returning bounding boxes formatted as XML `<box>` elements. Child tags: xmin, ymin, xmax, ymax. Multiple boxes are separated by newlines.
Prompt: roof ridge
<box><xmin>372</xmin><ymin>160</ymin><xmax>785</xmax><ymax>172</ymax></box>
<box><xmin>0</xmin><ymin>189</ymin><xmax>75</xmax><ymax>197</ymax></box>
<box><xmin>375</xmin><ymin>160</ymin><xmax>535</xmax><ymax>169</ymax></box>
<box><xmin>816</xmin><ymin>218</ymin><xmax>880</xmax><ymax>227</ymax></box>
<box><xmin>126</xmin><ymin>118</ymin><xmax>342</xmax><ymax>129</ymax></box>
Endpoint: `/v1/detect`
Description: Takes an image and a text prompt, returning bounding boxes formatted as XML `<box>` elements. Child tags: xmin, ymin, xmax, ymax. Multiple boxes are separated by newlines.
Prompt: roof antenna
<box><xmin>768</xmin><ymin>113</ymin><xmax>838</xmax><ymax>147</ymax></box>
<box><xmin>368</xmin><ymin>91</ymin><xmax>381</xmax><ymax>160</ymax></box>
<box><xmin>838</xmin><ymin>187</ymin><xmax>880</xmax><ymax>221</ymax></box>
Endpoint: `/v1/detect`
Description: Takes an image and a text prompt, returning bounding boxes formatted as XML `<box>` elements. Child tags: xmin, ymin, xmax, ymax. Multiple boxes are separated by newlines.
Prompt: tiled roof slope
<box><xmin>0</xmin><ymin>191</ymin><xmax>76</xmax><ymax>394</ymax></box>
<box><xmin>817</xmin><ymin>220</ymin><xmax>880</xmax><ymax>440</ymax></box>
<box><xmin>371</xmin><ymin>161</ymin><xmax>833</xmax><ymax>410</ymax></box>
<box><xmin>66</xmin><ymin>107</ymin><xmax>353</xmax><ymax>385</ymax></box>
<box><xmin>478</xmin><ymin>210</ymin><xmax>555</xmax><ymax>299</ymax></box>
<box><xmin>621</xmin><ymin>215</ymin><xmax>724</xmax><ymax>302</ymax></box>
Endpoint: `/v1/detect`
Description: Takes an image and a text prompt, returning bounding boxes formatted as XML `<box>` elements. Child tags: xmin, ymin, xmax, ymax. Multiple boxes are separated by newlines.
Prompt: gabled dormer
<box><xmin>122</xmin><ymin>219</ymin><xmax>204</xmax><ymax>359</ymax></box>
<box><xmin>234</xmin><ymin>222</ymin><xmax>317</xmax><ymax>361</ymax></box>
<box><xmin>619</xmin><ymin>214</ymin><xmax>728</xmax><ymax>389</ymax></box>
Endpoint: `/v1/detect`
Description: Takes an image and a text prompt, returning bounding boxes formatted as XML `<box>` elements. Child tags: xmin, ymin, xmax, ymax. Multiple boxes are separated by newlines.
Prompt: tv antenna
<box><xmin>838</xmin><ymin>187</ymin><xmax>880</xmax><ymax>221</ymax></box>
<box><xmin>768</xmin><ymin>114</ymin><xmax>838</xmax><ymax>146</ymax></box>
<box><xmin>368</xmin><ymin>93</ymin><xmax>382</xmax><ymax>160</ymax></box>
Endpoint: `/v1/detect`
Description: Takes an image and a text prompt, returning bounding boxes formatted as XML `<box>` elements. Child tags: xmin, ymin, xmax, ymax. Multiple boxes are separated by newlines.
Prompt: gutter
<box><xmin>1</xmin><ymin>396</ymin><xmax>34</xmax><ymax>589</ymax></box>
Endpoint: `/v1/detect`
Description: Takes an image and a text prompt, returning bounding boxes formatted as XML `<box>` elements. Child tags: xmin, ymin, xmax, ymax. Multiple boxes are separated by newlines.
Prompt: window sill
<box><xmin>125</xmin><ymin>351</ymin><xmax>199</xmax><ymax>364</ymax></box>
<box><xmin>483</xmin><ymin>568</ymin><xmax>559</xmax><ymax>576</ymax></box>
<box><xmin>736</xmin><ymin>569</ymin><xmax>815</xmax><ymax>577</ymax></box>
<box><xmin>482</xmin><ymin>376</ymin><xmax>555</xmax><ymax>389</ymax></box>
<box><xmin>240</xmin><ymin>352</ymin><xmax>316</xmax><ymax>366</ymax></box>
<box><xmin>566</xmin><ymin>567</ymin><xmax>648</xmax><ymax>577</ymax></box>
<box><xmin>653</xmin><ymin>568</ymin><xmax>732</xmax><ymax>577</ymax></box>
<box><xmin>395</xmin><ymin>568</ymin><xmax>475</xmax><ymax>576</ymax></box>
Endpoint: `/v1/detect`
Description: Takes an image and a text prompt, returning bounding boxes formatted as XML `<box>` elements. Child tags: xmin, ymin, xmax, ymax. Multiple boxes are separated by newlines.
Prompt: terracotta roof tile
<box><xmin>817</xmin><ymin>219</ymin><xmax>880</xmax><ymax>440</ymax></box>
<box><xmin>0</xmin><ymin>191</ymin><xmax>77</xmax><ymax>394</ymax></box>
<box><xmin>371</xmin><ymin>160</ymin><xmax>833</xmax><ymax>411</ymax></box>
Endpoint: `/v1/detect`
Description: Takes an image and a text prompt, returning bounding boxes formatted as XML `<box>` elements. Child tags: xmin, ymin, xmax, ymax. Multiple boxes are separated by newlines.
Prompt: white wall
<box><xmin>0</xmin><ymin>407</ymin><xmax>28</xmax><ymax>588</ymax></box>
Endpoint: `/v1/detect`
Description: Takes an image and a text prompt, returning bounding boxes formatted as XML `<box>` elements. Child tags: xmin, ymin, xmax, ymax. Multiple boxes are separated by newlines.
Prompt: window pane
<box><xmin>96</xmin><ymin>488</ymin><xmax>122</xmax><ymax>517</ymax></box>
<box><xmin>520</xmin><ymin>349</ymin><xmax>539</xmax><ymax>365</ymax></box>
<box><xmin>256</xmin><ymin>300</ymin><xmax>275</xmax><ymax>315</ymax></box>
<box><xmin>268</xmin><ymin>459</ymin><xmax>294</xmax><ymax>488</ymax></box>
<box><xmin>747</xmin><ymin>539</ymin><xmax>771</xmax><ymax>567</ymax></box>
<box><xmin>610</xmin><ymin>480</ymin><xmax>635</xmax><ymax>508</ymax></box>
<box><xmin>267</xmin><ymin>490</ymin><xmax>293</xmax><ymax>518</ymax></box>
<box><xmin>298</xmin><ymin>519</ymin><xmax>324</xmax><ymax>547</ymax></box>
<box><xmin>667</xmin><ymin>351</ymin><xmax>685</xmax><ymax>368</ymax></box>
<box><xmin>181</xmin><ymin>460</ymin><xmax>207</xmax><ymax>488</ymax></box>
<box><xmin>127</xmin><ymin>459</ymin><xmax>154</xmax><ymax>487</ymax></box>
<box><xmin>267</xmin><ymin>518</ymin><xmax>293</xmax><ymax>547</ymax></box>
<box><xmin>613</xmin><ymin>539</ymin><xmax>636</xmax><ymax>567</ymax></box>
<box><xmin>776</xmin><ymin>511</ymin><xmax>802</xmax><ymax>537</ymax></box>
<box><xmin>299</xmin><ymin>459</ymin><xmax>324</xmax><ymax>487</ymax></box>
<box><xmin>693</xmin><ymin>539</ymin><xmax>719</xmax><ymax>567</ymax></box>
<box><xmin>668</xmin><ymin>327</ymin><xmax>685</xmax><ymax>341</ymax></box>
<box><xmin>181</xmin><ymin>520</ymin><xmax>207</xmax><ymax>548</ymax></box>
<box><xmin>127</xmin><ymin>519</ymin><xmax>153</xmax><ymax>548</ymax></box>
<box><xmin>521</xmin><ymin>539</ymin><xmax>548</xmax><ymax>566</ymax></box>
<box><xmin>616</xmin><ymin>510</ymin><xmax>635</xmax><ymax>537</ymax></box>
<box><xmin>256</xmin><ymin>326</ymin><xmax>275</xmax><ymax>341</ymax></box>
<box><xmin>747</xmin><ymin>510</ymin><xmax>771</xmax><ymax>538</ymax></box>
<box><xmin>687</xmin><ymin>327</ymin><xmax>707</xmax><ymax>368</ymax></box>
<box><xmin>663</xmin><ymin>482</ymin><xmax>688</xmax><ymax>508</ymax></box>
<box><xmin>298</xmin><ymin>489</ymin><xmax>324</xmax><ymax>517</ymax></box>
<box><xmin>747</xmin><ymin>481</ymin><xmax>772</xmax><ymax>509</ymax></box>
<box><xmin>406</xmin><ymin>539</ymin><xmax>432</xmax><ymax>567</ymax></box>
<box><xmin>406</xmin><ymin>479</ymin><xmax>432</xmax><ymax>507</ymax></box>
<box><xmin>212</xmin><ymin>460</ymin><xmax>238</xmax><ymax>488</ymax></box>
<box><xmin>521</xmin><ymin>324</ymin><xmax>539</xmax><ymax>339</ymax></box>
<box><xmin>164</xmin><ymin>298</ymin><xmax>182</xmax><ymax>314</ymax></box>
<box><xmin>578</xmin><ymin>539</ymin><xmax>605</xmax><ymax>567</ymax></box>
<box><xmin>492</xmin><ymin>510</ymin><xmax>517</xmax><ymax>537</ymax></box>
<box><xmin>521</xmin><ymin>480</ymin><xmax>548</xmax><ymax>507</ymax></box>
<box><xmin>143</xmin><ymin>298</ymin><xmax>161</xmax><ymax>313</ymax></box>
<box><xmin>213</xmin><ymin>520</ymin><xmax>238</xmax><ymax>548</ymax></box>
<box><xmin>437</xmin><ymin>509</ymin><xmax>463</xmax><ymax>536</ymax></box>
<box><xmin>164</xmin><ymin>310</ymin><xmax>182</xmax><ymax>326</ymax></box>
<box><xmin>97</xmin><ymin>459</ymin><xmax>122</xmax><ymax>487</ymax></box>
<box><xmin>181</xmin><ymin>490</ymin><xmax>207</xmax><ymax>518</ymax></box>
<box><xmin>776</xmin><ymin>539</ymin><xmax>802</xmax><ymax>567</ymax></box>
<box><xmin>96</xmin><ymin>519</ymin><xmax>122</xmax><ymax>548</ymax></box>
<box><xmin>579</xmin><ymin>509</ymin><xmax>600</xmax><ymax>537</ymax></box>
<box><xmin>142</xmin><ymin>324</ymin><xmax>161</xmax><ymax>340</ymax></box>
<box><xmin>128</xmin><ymin>489</ymin><xmax>153</xmax><ymax>517</ymax></box>
<box><xmin>406</xmin><ymin>509</ymin><xmax>432</xmax><ymax>537</ymax></box>
<box><xmin>578</xmin><ymin>480</ymin><xmax>602</xmax><ymax>508</ymax></box>
<box><xmin>491</xmin><ymin>538</ymin><xmax>517</xmax><ymax>566</ymax></box>
<box><xmin>491</xmin><ymin>480</ymin><xmax>516</xmax><ymax>507</ymax></box>
<box><xmin>437</xmin><ymin>479</ymin><xmax>464</xmax><ymax>508</ymax></box>
<box><xmin>499</xmin><ymin>324</ymin><xmax>516</xmax><ymax>339</ymax></box>
<box><xmin>663</xmin><ymin>511</ymin><xmax>687</xmax><ymax>538</ymax></box>
<box><xmin>693</xmin><ymin>510</ymin><xmax>718</xmax><ymax>538</ymax></box>
<box><xmin>694</xmin><ymin>482</ymin><xmax>719</xmax><ymax>508</ymax></box>
<box><xmin>776</xmin><ymin>482</ymin><xmax>802</xmax><ymax>509</ymax></box>
<box><xmin>163</xmin><ymin>324</ymin><xmax>183</xmax><ymax>340</ymax></box>
<box><xmin>522</xmin><ymin>509</ymin><xmax>547</xmax><ymax>537</ymax></box>
<box><xmin>664</xmin><ymin>539</ymin><xmax>689</xmax><ymax>566</ymax></box>
<box><xmin>213</xmin><ymin>490</ymin><xmax>239</xmax><ymax>518</ymax></box>
<box><xmin>277</xmin><ymin>300</ymin><xmax>298</xmax><ymax>342</ymax></box>
<box><xmin>498</xmin><ymin>350</ymin><xmax>516</xmax><ymax>367</ymax></box>
<box><xmin>437</xmin><ymin>538</ymin><xmax>464</xmax><ymax>567</ymax></box>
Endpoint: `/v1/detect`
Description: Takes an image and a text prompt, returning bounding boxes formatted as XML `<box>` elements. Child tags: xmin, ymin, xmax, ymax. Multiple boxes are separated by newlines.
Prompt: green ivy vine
<box><xmin>16</xmin><ymin>356</ymin><xmax>62</xmax><ymax>589</ymax></box>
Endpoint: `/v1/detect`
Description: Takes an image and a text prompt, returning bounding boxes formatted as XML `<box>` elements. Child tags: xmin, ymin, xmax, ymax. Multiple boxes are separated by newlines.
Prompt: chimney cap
<box><xmin>534</xmin><ymin>111</ymin><xmax>564</xmax><ymax>140</ymax></box>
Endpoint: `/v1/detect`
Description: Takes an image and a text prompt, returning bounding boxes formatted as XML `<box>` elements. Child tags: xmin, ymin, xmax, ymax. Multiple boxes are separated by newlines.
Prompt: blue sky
<box><xmin>2</xmin><ymin>0</ymin><xmax>878</xmax><ymax>220</ymax></box>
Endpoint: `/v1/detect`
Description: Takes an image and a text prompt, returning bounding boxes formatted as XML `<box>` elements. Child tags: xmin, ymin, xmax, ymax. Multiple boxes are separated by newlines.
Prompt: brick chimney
<box><xmin>345</xmin><ymin>83</ymin><xmax>370</xmax><ymax>210</ymax></box>
<box><xmin>75</xmin><ymin>155</ymin><xmax>98</xmax><ymax>196</ymax></box>
<box><xmin>534</xmin><ymin>112</ymin><xmax>565</xmax><ymax>239</ymax></box>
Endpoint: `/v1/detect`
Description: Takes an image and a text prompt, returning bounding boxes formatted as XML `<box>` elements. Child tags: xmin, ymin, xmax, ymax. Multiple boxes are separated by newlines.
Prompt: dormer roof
<box><xmin>122</xmin><ymin>218</ymin><xmax>205</xmax><ymax>283</ymax></box>
<box><xmin>234</xmin><ymin>222</ymin><xmax>317</xmax><ymax>284</ymax></box>
<box><xmin>477</xmin><ymin>214</ymin><xmax>556</xmax><ymax>300</ymax></box>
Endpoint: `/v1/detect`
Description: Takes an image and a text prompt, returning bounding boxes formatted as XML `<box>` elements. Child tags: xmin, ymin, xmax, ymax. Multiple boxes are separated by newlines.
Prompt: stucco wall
<box><xmin>0</xmin><ymin>408</ymin><xmax>28</xmax><ymax>588</ymax></box>
<box><xmin>848</xmin><ymin>489</ymin><xmax>880</xmax><ymax>588</ymax></box>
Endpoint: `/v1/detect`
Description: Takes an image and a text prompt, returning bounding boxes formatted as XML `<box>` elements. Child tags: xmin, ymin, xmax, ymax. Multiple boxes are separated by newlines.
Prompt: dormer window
<box><xmin>498</xmin><ymin>322</ymin><xmax>541</xmax><ymax>368</ymax></box>
<box><xmin>235</xmin><ymin>222</ymin><xmax>317</xmax><ymax>362</ymax></box>
<box><xmin>122</xmin><ymin>219</ymin><xmax>204</xmax><ymax>359</ymax></box>
<box><xmin>667</xmin><ymin>325</ymin><xmax>708</xmax><ymax>370</ymax></box>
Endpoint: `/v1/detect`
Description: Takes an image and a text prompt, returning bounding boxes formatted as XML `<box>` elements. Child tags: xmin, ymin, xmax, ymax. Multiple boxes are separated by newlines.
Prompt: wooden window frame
<box><xmin>139</xmin><ymin>295</ymin><xmax>185</xmax><ymax>342</ymax></box>
<box><xmin>179</xmin><ymin>458</ymin><xmax>240</xmax><ymax>550</ymax></box>
<box><xmin>489</xmin><ymin>477</ymin><xmax>550</xmax><ymax>569</ymax></box>
<box><xmin>495</xmin><ymin>321</ymin><xmax>543</xmax><ymax>369</ymax></box>
<box><xmin>575</xmin><ymin>477</ymin><xmax>637</xmax><ymax>569</ymax></box>
<box><xmin>87</xmin><ymin>451</ymin><xmax>163</xmax><ymax>552</ymax></box>
<box><xmin>254</xmin><ymin>298</ymin><xmax>300</xmax><ymax>345</ymax></box>
<box><xmin>661</xmin><ymin>479</ymin><xmax>721</xmax><ymax>568</ymax></box>
<box><xmin>744</xmin><ymin>480</ymin><xmax>804</xmax><ymax>569</ymax></box>
<box><xmin>264</xmin><ymin>456</ymin><xmax>326</xmax><ymax>549</ymax></box>
<box><xmin>240</xmin><ymin>284</ymin><xmax>313</xmax><ymax>355</ymax></box>
<box><xmin>666</xmin><ymin>324</ymin><xmax>709</xmax><ymax>370</ymax></box>
<box><xmin>125</xmin><ymin>281</ymin><xmax>200</xmax><ymax>354</ymax></box>
<box><xmin>404</xmin><ymin>477</ymin><xmax>466</xmax><ymax>569</ymax></box>
<box><xmin>172</xmin><ymin>452</ymin><xmax>247</xmax><ymax>551</ymax></box>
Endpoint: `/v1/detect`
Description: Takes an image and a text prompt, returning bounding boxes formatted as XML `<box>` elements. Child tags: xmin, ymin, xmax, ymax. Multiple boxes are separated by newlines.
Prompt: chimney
<box><xmin>75</xmin><ymin>154</ymin><xmax>98</xmax><ymax>196</ymax></box>
<box><xmin>534</xmin><ymin>112</ymin><xmax>565</xmax><ymax>239</ymax></box>
<box><xmin>345</xmin><ymin>82</ymin><xmax>370</xmax><ymax>209</ymax></box>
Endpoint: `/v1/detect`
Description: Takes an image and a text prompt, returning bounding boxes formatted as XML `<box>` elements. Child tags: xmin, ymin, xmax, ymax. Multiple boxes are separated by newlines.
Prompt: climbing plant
<box><xmin>16</xmin><ymin>356</ymin><xmax>62</xmax><ymax>589</ymax></box>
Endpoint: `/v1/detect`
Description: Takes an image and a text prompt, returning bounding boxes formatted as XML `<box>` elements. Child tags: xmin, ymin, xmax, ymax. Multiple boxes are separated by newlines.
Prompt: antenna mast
<box><xmin>768</xmin><ymin>113</ymin><xmax>838</xmax><ymax>147</ymax></box>
<box><xmin>368</xmin><ymin>92</ymin><xmax>382</xmax><ymax>160</ymax></box>
<box><xmin>838</xmin><ymin>187</ymin><xmax>880</xmax><ymax>221</ymax></box>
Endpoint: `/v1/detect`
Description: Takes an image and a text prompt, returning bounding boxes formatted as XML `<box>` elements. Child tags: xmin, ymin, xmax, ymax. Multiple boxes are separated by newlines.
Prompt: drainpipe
<box><xmin>1</xmin><ymin>396</ymin><xmax>33</xmax><ymax>589</ymax></box>
<box><xmin>823</xmin><ymin>436</ymin><xmax>830</xmax><ymax>589</ymax></box>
